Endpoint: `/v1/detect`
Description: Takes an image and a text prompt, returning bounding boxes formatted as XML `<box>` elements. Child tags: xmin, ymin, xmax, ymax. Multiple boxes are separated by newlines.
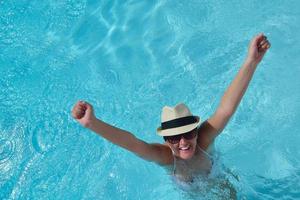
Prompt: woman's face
<box><xmin>165</xmin><ymin>129</ymin><xmax>198</xmax><ymax>160</ymax></box>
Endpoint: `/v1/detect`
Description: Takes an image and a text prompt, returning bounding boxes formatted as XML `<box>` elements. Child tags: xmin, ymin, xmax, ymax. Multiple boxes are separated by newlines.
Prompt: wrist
<box><xmin>86</xmin><ymin>116</ymin><xmax>98</xmax><ymax>129</ymax></box>
<box><xmin>244</xmin><ymin>58</ymin><xmax>258</xmax><ymax>68</ymax></box>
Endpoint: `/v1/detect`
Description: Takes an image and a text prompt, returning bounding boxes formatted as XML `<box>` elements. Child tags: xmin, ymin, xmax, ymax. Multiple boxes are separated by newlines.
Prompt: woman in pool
<box><xmin>72</xmin><ymin>33</ymin><xmax>270</xmax><ymax>182</ymax></box>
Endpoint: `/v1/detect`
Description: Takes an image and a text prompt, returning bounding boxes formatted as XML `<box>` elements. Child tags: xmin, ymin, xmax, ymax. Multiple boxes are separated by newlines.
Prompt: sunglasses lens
<box><xmin>164</xmin><ymin>135</ymin><xmax>181</xmax><ymax>144</ymax></box>
<box><xmin>164</xmin><ymin>129</ymin><xmax>197</xmax><ymax>144</ymax></box>
<box><xmin>183</xmin><ymin>130</ymin><xmax>197</xmax><ymax>140</ymax></box>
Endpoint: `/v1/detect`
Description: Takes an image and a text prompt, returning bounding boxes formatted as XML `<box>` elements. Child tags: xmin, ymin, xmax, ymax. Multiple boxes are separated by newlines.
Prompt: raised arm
<box><xmin>72</xmin><ymin>101</ymin><xmax>173</xmax><ymax>165</ymax></box>
<box><xmin>198</xmin><ymin>33</ymin><xmax>271</xmax><ymax>149</ymax></box>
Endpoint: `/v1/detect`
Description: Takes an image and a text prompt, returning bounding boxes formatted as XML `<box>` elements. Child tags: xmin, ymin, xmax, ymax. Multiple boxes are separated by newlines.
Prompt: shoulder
<box><xmin>196</xmin><ymin>121</ymin><xmax>217</xmax><ymax>151</ymax></box>
<box><xmin>159</xmin><ymin>143</ymin><xmax>174</xmax><ymax>166</ymax></box>
<box><xmin>146</xmin><ymin>143</ymin><xmax>174</xmax><ymax>166</ymax></box>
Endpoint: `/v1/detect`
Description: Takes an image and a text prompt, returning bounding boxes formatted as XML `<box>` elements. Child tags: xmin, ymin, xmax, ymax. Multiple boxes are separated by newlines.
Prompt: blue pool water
<box><xmin>1</xmin><ymin>0</ymin><xmax>300</xmax><ymax>199</ymax></box>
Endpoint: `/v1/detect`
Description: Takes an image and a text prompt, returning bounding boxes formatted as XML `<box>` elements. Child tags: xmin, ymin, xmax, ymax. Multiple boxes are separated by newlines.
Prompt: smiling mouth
<box><xmin>179</xmin><ymin>145</ymin><xmax>191</xmax><ymax>151</ymax></box>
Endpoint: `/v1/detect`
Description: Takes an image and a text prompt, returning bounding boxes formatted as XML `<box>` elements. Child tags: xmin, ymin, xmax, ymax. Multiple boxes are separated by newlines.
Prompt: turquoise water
<box><xmin>1</xmin><ymin>0</ymin><xmax>300</xmax><ymax>199</ymax></box>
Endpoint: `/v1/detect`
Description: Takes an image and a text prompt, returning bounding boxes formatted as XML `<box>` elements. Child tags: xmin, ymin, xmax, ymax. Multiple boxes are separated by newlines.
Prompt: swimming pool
<box><xmin>0</xmin><ymin>0</ymin><xmax>299</xmax><ymax>199</ymax></box>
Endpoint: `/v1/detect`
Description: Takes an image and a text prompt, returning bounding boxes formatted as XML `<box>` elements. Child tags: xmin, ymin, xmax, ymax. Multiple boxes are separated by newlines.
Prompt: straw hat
<box><xmin>157</xmin><ymin>103</ymin><xmax>201</xmax><ymax>136</ymax></box>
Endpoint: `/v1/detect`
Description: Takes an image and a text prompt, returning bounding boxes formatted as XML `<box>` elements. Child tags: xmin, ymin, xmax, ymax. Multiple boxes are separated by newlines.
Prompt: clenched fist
<box><xmin>72</xmin><ymin>101</ymin><xmax>96</xmax><ymax>128</ymax></box>
<box><xmin>246</xmin><ymin>33</ymin><xmax>271</xmax><ymax>66</ymax></box>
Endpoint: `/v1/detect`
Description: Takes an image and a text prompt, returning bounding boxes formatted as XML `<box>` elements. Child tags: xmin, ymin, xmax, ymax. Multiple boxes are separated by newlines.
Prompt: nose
<box><xmin>179</xmin><ymin>136</ymin><xmax>188</xmax><ymax>145</ymax></box>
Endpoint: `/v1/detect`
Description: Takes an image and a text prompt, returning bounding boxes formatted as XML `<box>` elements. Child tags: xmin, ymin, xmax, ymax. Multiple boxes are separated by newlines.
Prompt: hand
<box><xmin>246</xmin><ymin>33</ymin><xmax>271</xmax><ymax>66</ymax></box>
<box><xmin>72</xmin><ymin>101</ymin><xmax>96</xmax><ymax>128</ymax></box>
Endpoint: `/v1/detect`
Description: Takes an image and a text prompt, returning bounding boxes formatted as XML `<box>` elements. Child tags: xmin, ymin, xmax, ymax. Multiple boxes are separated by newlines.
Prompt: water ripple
<box><xmin>0</xmin><ymin>139</ymin><xmax>15</xmax><ymax>164</ymax></box>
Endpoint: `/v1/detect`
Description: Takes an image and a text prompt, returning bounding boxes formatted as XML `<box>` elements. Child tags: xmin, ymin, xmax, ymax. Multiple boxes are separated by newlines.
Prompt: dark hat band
<box><xmin>161</xmin><ymin>116</ymin><xmax>198</xmax><ymax>130</ymax></box>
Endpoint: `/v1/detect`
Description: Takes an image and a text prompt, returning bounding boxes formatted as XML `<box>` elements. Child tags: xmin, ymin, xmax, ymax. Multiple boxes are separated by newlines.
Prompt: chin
<box><xmin>180</xmin><ymin>154</ymin><xmax>193</xmax><ymax>160</ymax></box>
<box><xmin>179</xmin><ymin>147</ymin><xmax>195</xmax><ymax>160</ymax></box>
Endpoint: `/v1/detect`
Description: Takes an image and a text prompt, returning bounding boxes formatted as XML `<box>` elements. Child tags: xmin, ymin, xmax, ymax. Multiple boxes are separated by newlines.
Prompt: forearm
<box><xmin>72</xmin><ymin>101</ymin><xmax>172</xmax><ymax>165</ymax></box>
<box><xmin>87</xmin><ymin>118</ymin><xmax>172</xmax><ymax>165</ymax></box>
<box><xmin>88</xmin><ymin>117</ymin><xmax>139</xmax><ymax>151</ymax></box>
<box><xmin>202</xmin><ymin>34</ymin><xmax>270</xmax><ymax>142</ymax></box>
<box><xmin>218</xmin><ymin>60</ymin><xmax>258</xmax><ymax>115</ymax></box>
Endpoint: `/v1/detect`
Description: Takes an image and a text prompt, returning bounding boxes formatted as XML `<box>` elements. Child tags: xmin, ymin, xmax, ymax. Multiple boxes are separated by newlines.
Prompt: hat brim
<box><xmin>156</xmin><ymin>116</ymin><xmax>201</xmax><ymax>136</ymax></box>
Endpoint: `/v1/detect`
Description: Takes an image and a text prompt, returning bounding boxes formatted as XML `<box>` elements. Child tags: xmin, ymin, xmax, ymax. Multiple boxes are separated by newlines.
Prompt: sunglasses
<box><xmin>163</xmin><ymin>128</ymin><xmax>198</xmax><ymax>144</ymax></box>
